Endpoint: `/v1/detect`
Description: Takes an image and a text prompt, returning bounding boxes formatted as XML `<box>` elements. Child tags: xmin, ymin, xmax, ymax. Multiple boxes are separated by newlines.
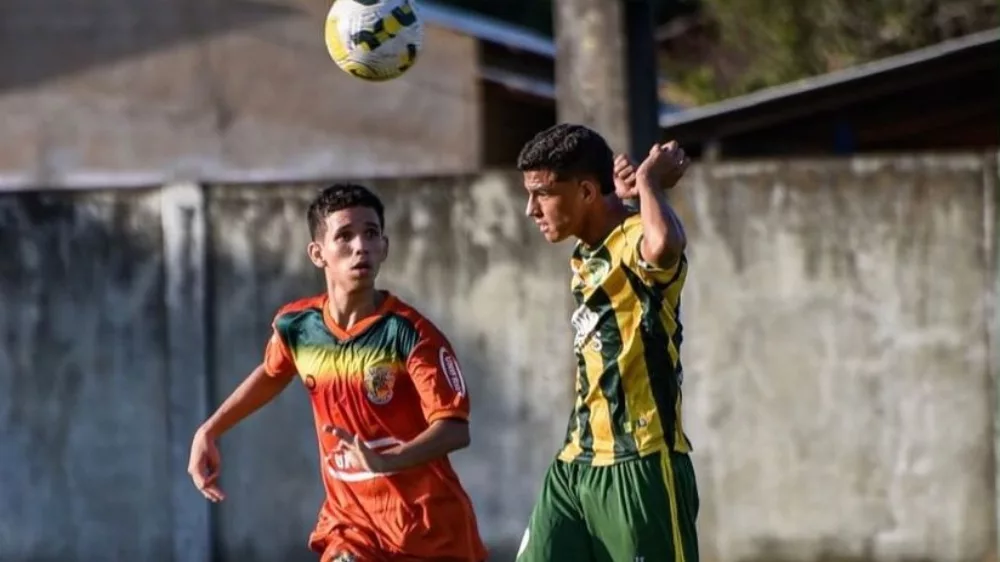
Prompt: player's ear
<box><xmin>306</xmin><ymin>240</ymin><xmax>325</xmax><ymax>269</ymax></box>
<box><xmin>380</xmin><ymin>235</ymin><xmax>390</xmax><ymax>263</ymax></box>
<box><xmin>579</xmin><ymin>179</ymin><xmax>599</xmax><ymax>203</ymax></box>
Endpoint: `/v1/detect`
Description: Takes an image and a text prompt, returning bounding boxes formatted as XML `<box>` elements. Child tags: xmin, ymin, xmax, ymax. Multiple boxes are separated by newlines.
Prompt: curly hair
<box><xmin>307</xmin><ymin>183</ymin><xmax>385</xmax><ymax>240</ymax></box>
<box><xmin>516</xmin><ymin>123</ymin><xmax>616</xmax><ymax>195</ymax></box>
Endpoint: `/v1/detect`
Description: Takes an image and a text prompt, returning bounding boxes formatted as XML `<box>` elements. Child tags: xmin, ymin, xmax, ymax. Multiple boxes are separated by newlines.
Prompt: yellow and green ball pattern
<box><xmin>325</xmin><ymin>0</ymin><xmax>423</xmax><ymax>82</ymax></box>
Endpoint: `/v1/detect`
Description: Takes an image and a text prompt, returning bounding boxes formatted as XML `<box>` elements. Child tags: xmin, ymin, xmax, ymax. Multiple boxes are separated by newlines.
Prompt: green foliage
<box><xmin>664</xmin><ymin>0</ymin><xmax>999</xmax><ymax>103</ymax></box>
<box><xmin>429</xmin><ymin>0</ymin><xmax>997</xmax><ymax>104</ymax></box>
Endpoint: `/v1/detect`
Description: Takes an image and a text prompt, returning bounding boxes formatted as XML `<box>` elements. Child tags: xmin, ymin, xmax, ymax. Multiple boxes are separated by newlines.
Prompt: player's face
<box><xmin>307</xmin><ymin>207</ymin><xmax>388</xmax><ymax>291</ymax></box>
<box><xmin>523</xmin><ymin>170</ymin><xmax>593</xmax><ymax>243</ymax></box>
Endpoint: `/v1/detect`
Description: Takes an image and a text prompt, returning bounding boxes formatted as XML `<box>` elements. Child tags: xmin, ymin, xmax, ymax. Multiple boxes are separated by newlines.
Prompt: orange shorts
<box><xmin>320</xmin><ymin>531</ymin><xmax>485</xmax><ymax>562</ymax></box>
<box><xmin>319</xmin><ymin>528</ymin><xmax>485</xmax><ymax>562</ymax></box>
<box><xmin>319</xmin><ymin>527</ymin><xmax>382</xmax><ymax>562</ymax></box>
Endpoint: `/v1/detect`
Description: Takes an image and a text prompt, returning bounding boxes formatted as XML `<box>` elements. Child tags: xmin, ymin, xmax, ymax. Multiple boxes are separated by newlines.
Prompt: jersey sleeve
<box><xmin>406</xmin><ymin>319</ymin><xmax>470</xmax><ymax>424</ymax></box>
<box><xmin>621</xmin><ymin>216</ymin><xmax>687</xmax><ymax>289</ymax></box>
<box><xmin>263</xmin><ymin>315</ymin><xmax>297</xmax><ymax>379</ymax></box>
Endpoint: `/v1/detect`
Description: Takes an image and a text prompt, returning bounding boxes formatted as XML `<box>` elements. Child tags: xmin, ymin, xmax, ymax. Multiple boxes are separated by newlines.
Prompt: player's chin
<box><xmin>541</xmin><ymin>228</ymin><xmax>570</xmax><ymax>243</ymax></box>
<box><xmin>341</xmin><ymin>270</ymin><xmax>378</xmax><ymax>289</ymax></box>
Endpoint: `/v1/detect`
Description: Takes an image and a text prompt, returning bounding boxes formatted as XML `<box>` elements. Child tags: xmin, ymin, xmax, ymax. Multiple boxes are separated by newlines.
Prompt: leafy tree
<box><xmin>430</xmin><ymin>0</ymin><xmax>998</xmax><ymax>105</ymax></box>
<box><xmin>661</xmin><ymin>0</ymin><xmax>999</xmax><ymax>103</ymax></box>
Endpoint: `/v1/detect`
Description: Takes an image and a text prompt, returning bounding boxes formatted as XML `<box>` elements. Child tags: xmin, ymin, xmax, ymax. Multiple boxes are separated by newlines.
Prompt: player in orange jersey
<box><xmin>187</xmin><ymin>184</ymin><xmax>487</xmax><ymax>562</ymax></box>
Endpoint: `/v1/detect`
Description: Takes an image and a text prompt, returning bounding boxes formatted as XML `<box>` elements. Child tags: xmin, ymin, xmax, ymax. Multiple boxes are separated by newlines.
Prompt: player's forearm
<box><xmin>198</xmin><ymin>364</ymin><xmax>293</xmax><ymax>439</ymax></box>
<box><xmin>380</xmin><ymin>419</ymin><xmax>470</xmax><ymax>472</ymax></box>
<box><xmin>635</xmin><ymin>174</ymin><xmax>686</xmax><ymax>267</ymax></box>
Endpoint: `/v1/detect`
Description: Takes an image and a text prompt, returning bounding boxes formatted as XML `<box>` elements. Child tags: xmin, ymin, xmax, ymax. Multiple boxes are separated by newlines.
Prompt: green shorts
<box><xmin>516</xmin><ymin>450</ymin><xmax>699</xmax><ymax>562</ymax></box>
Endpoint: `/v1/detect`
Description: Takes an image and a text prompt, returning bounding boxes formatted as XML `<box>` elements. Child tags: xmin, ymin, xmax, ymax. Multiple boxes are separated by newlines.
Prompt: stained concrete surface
<box><xmin>0</xmin><ymin>157</ymin><xmax>995</xmax><ymax>561</ymax></box>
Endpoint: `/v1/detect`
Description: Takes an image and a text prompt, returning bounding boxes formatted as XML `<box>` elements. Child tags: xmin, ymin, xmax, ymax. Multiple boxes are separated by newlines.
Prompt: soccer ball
<box><xmin>324</xmin><ymin>0</ymin><xmax>424</xmax><ymax>82</ymax></box>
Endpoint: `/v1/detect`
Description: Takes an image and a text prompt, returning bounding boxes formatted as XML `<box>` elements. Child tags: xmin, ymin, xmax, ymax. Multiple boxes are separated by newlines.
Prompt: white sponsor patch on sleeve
<box><xmin>438</xmin><ymin>347</ymin><xmax>466</xmax><ymax>396</ymax></box>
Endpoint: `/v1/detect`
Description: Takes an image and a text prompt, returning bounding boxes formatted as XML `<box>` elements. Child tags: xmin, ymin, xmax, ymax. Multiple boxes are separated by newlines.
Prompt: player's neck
<box><xmin>326</xmin><ymin>285</ymin><xmax>385</xmax><ymax>330</ymax></box>
<box><xmin>577</xmin><ymin>198</ymin><xmax>630</xmax><ymax>248</ymax></box>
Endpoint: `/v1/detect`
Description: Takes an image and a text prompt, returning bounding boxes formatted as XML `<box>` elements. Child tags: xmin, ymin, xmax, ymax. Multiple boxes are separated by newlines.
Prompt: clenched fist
<box><xmin>614</xmin><ymin>141</ymin><xmax>689</xmax><ymax>200</ymax></box>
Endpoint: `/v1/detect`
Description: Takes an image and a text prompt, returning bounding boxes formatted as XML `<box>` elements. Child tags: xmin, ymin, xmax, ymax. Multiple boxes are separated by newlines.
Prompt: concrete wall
<box><xmin>676</xmin><ymin>156</ymin><xmax>997</xmax><ymax>562</ymax></box>
<box><xmin>0</xmin><ymin>0</ymin><xmax>480</xmax><ymax>184</ymax></box>
<box><xmin>0</xmin><ymin>155</ymin><xmax>996</xmax><ymax>562</ymax></box>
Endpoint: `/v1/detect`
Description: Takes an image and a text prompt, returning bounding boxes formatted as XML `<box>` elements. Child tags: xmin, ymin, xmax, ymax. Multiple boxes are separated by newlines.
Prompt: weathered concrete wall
<box><xmin>676</xmin><ymin>156</ymin><xmax>996</xmax><ymax>562</ymax></box>
<box><xmin>0</xmin><ymin>0</ymin><xmax>480</xmax><ymax>184</ymax></box>
<box><xmin>0</xmin><ymin>156</ymin><xmax>995</xmax><ymax>562</ymax></box>
<box><xmin>0</xmin><ymin>190</ymin><xmax>175</xmax><ymax>561</ymax></box>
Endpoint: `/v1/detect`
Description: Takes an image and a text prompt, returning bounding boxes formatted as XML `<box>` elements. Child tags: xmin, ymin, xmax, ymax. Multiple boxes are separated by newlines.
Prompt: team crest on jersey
<box><xmin>329</xmin><ymin>552</ymin><xmax>357</xmax><ymax>562</ymax></box>
<box><xmin>363</xmin><ymin>364</ymin><xmax>395</xmax><ymax>405</ymax></box>
<box><xmin>572</xmin><ymin>257</ymin><xmax>612</xmax><ymax>290</ymax></box>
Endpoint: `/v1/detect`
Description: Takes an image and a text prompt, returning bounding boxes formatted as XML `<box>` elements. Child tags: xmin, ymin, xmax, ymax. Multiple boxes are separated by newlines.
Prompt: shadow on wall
<box><xmin>0</xmin><ymin>189</ymin><xmax>175</xmax><ymax>560</ymax></box>
<box><xmin>0</xmin><ymin>0</ymin><xmax>299</xmax><ymax>93</ymax></box>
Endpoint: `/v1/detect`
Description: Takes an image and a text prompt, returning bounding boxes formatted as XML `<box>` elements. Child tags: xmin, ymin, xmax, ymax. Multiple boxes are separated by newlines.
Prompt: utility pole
<box><xmin>553</xmin><ymin>0</ymin><xmax>661</xmax><ymax>163</ymax></box>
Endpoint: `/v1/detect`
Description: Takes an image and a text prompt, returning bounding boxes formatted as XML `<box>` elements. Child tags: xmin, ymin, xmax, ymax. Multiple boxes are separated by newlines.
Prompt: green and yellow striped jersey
<box><xmin>560</xmin><ymin>214</ymin><xmax>691</xmax><ymax>466</ymax></box>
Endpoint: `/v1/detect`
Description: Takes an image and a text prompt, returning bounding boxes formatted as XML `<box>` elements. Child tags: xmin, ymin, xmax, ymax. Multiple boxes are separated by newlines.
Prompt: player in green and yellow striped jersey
<box><xmin>515</xmin><ymin>124</ymin><xmax>699</xmax><ymax>562</ymax></box>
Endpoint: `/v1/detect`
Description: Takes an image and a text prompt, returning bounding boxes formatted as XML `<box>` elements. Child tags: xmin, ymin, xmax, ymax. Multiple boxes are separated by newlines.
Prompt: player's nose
<box><xmin>524</xmin><ymin>196</ymin><xmax>539</xmax><ymax>217</ymax></box>
<box><xmin>350</xmin><ymin>237</ymin><xmax>368</xmax><ymax>254</ymax></box>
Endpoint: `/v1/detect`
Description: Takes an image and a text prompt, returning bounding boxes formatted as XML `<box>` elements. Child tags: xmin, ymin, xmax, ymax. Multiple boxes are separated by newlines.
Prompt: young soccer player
<box><xmin>187</xmin><ymin>184</ymin><xmax>487</xmax><ymax>562</ymax></box>
<box><xmin>514</xmin><ymin>124</ymin><xmax>699</xmax><ymax>562</ymax></box>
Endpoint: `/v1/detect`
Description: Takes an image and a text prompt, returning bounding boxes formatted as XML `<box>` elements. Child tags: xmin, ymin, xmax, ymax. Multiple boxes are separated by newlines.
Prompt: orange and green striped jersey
<box><xmin>262</xmin><ymin>292</ymin><xmax>486</xmax><ymax>561</ymax></box>
<box><xmin>560</xmin><ymin>214</ymin><xmax>691</xmax><ymax>466</ymax></box>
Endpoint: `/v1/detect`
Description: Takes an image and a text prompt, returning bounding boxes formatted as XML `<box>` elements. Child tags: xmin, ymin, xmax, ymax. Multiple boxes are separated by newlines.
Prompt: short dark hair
<box><xmin>307</xmin><ymin>183</ymin><xmax>385</xmax><ymax>240</ymax></box>
<box><xmin>516</xmin><ymin>123</ymin><xmax>616</xmax><ymax>195</ymax></box>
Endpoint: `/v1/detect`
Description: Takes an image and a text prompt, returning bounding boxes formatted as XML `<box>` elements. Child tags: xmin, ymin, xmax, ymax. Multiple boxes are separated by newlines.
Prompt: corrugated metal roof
<box><xmin>419</xmin><ymin>1</ymin><xmax>555</xmax><ymax>58</ymax></box>
<box><xmin>480</xmin><ymin>66</ymin><xmax>556</xmax><ymax>99</ymax></box>
<box><xmin>659</xmin><ymin>27</ymin><xmax>1000</xmax><ymax>129</ymax></box>
<box><xmin>480</xmin><ymin>64</ymin><xmax>685</xmax><ymax>120</ymax></box>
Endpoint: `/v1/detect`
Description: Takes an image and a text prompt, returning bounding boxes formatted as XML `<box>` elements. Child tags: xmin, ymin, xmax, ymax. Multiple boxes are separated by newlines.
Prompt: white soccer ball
<box><xmin>324</xmin><ymin>0</ymin><xmax>424</xmax><ymax>82</ymax></box>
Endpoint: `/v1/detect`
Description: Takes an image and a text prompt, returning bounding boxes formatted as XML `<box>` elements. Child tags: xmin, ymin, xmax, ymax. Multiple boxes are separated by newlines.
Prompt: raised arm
<box><xmin>614</xmin><ymin>142</ymin><xmax>690</xmax><ymax>269</ymax></box>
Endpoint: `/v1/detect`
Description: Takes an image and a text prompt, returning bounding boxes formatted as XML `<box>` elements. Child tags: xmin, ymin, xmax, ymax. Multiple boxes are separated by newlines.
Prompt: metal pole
<box><xmin>623</xmin><ymin>0</ymin><xmax>660</xmax><ymax>161</ymax></box>
<box><xmin>622</xmin><ymin>0</ymin><xmax>660</xmax><ymax>210</ymax></box>
<box><xmin>993</xmin><ymin>150</ymin><xmax>1000</xmax><ymax>561</ymax></box>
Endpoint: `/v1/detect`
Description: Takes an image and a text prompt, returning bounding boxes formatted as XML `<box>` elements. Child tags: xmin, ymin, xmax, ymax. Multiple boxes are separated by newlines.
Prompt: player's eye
<box><xmin>364</xmin><ymin>229</ymin><xmax>379</xmax><ymax>239</ymax></box>
<box><xmin>334</xmin><ymin>231</ymin><xmax>352</xmax><ymax>242</ymax></box>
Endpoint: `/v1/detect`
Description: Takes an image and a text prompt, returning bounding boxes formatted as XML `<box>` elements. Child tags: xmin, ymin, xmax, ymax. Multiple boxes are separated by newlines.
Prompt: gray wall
<box><xmin>0</xmin><ymin>0</ymin><xmax>481</xmax><ymax>184</ymax></box>
<box><xmin>0</xmin><ymin>155</ymin><xmax>996</xmax><ymax>562</ymax></box>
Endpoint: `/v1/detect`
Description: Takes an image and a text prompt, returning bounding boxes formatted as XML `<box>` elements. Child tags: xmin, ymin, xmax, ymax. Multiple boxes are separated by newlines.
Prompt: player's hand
<box><xmin>635</xmin><ymin>141</ymin><xmax>689</xmax><ymax>189</ymax></box>
<box><xmin>188</xmin><ymin>428</ymin><xmax>225</xmax><ymax>502</ymax></box>
<box><xmin>324</xmin><ymin>425</ymin><xmax>391</xmax><ymax>474</ymax></box>
<box><xmin>613</xmin><ymin>153</ymin><xmax>639</xmax><ymax>200</ymax></box>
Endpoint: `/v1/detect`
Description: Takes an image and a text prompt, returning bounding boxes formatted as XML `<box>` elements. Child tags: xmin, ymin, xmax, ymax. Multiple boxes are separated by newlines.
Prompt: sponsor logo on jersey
<box><xmin>571</xmin><ymin>304</ymin><xmax>602</xmax><ymax>352</ymax></box>
<box><xmin>438</xmin><ymin>347</ymin><xmax>466</xmax><ymax>396</ymax></box>
<box><xmin>325</xmin><ymin>436</ymin><xmax>402</xmax><ymax>482</ymax></box>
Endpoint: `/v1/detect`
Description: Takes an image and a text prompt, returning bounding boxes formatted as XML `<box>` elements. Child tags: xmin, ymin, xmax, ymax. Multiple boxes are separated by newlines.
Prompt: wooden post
<box><xmin>553</xmin><ymin>0</ymin><xmax>630</xmax><ymax>153</ymax></box>
<box><xmin>553</xmin><ymin>0</ymin><xmax>660</xmax><ymax>160</ymax></box>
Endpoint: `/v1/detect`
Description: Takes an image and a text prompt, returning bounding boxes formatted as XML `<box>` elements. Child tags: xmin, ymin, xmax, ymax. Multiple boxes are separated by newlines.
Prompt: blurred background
<box><xmin>0</xmin><ymin>0</ymin><xmax>998</xmax><ymax>561</ymax></box>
